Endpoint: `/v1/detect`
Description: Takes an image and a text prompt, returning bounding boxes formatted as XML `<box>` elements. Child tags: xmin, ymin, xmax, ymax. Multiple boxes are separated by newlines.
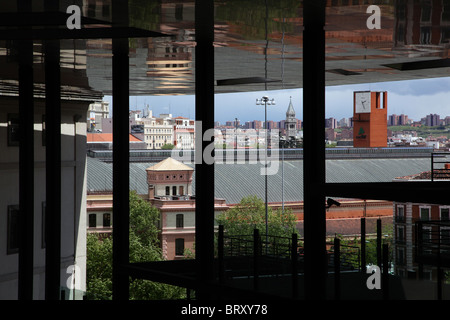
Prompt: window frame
<box><xmin>440</xmin><ymin>227</ymin><xmax>450</xmax><ymax>245</ymax></box>
<box><xmin>89</xmin><ymin>213</ymin><xmax>97</xmax><ymax>228</ymax></box>
<box><xmin>397</xmin><ymin>205</ymin><xmax>405</xmax><ymax>223</ymax></box>
<box><xmin>176</xmin><ymin>214</ymin><xmax>184</xmax><ymax>228</ymax></box>
<box><xmin>103</xmin><ymin>213</ymin><xmax>111</xmax><ymax>228</ymax></box>
<box><xmin>7</xmin><ymin>205</ymin><xmax>20</xmax><ymax>255</ymax></box>
<box><xmin>175</xmin><ymin>238</ymin><xmax>185</xmax><ymax>256</ymax></box>
<box><xmin>419</xmin><ymin>206</ymin><xmax>430</xmax><ymax>221</ymax></box>
<box><xmin>7</xmin><ymin>113</ymin><xmax>20</xmax><ymax>147</ymax></box>
<box><xmin>397</xmin><ymin>247</ymin><xmax>405</xmax><ymax>266</ymax></box>
<box><xmin>397</xmin><ymin>225</ymin><xmax>405</xmax><ymax>244</ymax></box>
<box><xmin>440</xmin><ymin>207</ymin><xmax>450</xmax><ymax>221</ymax></box>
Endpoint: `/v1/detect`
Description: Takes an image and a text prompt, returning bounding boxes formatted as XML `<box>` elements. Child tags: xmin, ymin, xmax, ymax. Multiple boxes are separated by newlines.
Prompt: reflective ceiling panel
<box><xmin>1</xmin><ymin>1</ymin><xmax>450</xmax><ymax>96</ymax></box>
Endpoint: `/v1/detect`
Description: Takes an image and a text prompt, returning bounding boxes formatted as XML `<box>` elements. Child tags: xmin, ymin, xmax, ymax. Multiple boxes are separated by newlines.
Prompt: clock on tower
<box><xmin>355</xmin><ymin>91</ymin><xmax>371</xmax><ymax>113</ymax></box>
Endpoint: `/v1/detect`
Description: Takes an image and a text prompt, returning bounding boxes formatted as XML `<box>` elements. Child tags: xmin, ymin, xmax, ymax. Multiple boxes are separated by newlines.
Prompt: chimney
<box><xmin>148</xmin><ymin>185</ymin><xmax>155</xmax><ymax>199</ymax></box>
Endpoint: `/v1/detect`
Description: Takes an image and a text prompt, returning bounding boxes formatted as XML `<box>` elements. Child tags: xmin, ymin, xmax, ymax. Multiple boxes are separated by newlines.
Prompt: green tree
<box><xmin>129</xmin><ymin>190</ymin><xmax>160</xmax><ymax>246</ymax></box>
<box><xmin>336</xmin><ymin>223</ymin><xmax>394</xmax><ymax>270</ymax></box>
<box><xmin>161</xmin><ymin>143</ymin><xmax>175</xmax><ymax>150</ymax></box>
<box><xmin>216</xmin><ymin>195</ymin><xmax>299</xmax><ymax>238</ymax></box>
<box><xmin>364</xmin><ymin>224</ymin><xmax>394</xmax><ymax>267</ymax></box>
<box><xmin>86</xmin><ymin>190</ymin><xmax>185</xmax><ymax>300</ymax></box>
<box><xmin>86</xmin><ymin>233</ymin><xmax>113</xmax><ymax>300</ymax></box>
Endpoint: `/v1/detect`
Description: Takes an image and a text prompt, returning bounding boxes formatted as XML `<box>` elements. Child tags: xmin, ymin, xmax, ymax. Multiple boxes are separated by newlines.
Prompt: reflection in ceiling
<box><xmin>2</xmin><ymin>1</ymin><xmax>450</xmax><ymax>96</ymax></box>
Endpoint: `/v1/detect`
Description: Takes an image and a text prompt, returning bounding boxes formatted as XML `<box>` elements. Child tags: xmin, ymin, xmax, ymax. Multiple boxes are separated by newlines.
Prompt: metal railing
<box><xmin>217</xmin><ymin>226</ymin><xmax>300</xmax><ymax>297</ymax></box>
<box><xmin>431</xmin><ymin>152</ymin><xmax>450</xmax><ymax>181</ymax></box>
<box><xmin>415</xmin><ymin>220</ymin><xmax>450</xmax><ymax>267</ymax></box>
<box><xmin>327</xmin><ymin>240</ymin><xmax>361</xmax><ymax>272</ymax></box>
<box><xmin>222</xmin><ymin>234</ymin><xmax>255</xmax><ymax>257</ymax></box>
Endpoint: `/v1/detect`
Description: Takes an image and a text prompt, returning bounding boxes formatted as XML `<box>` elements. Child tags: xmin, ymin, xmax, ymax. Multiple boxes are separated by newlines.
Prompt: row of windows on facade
<box><xmin>396</xmin><ymin>206</ymin><xmax>450</xmax><ymax>221</ymax></box>
<box><xmin>145</xmin><ymin>128</ymin><xmax>172</xmax><ymax>133</ymax></box>
<box><xmin>395</xmin><ymin>206</ymin><xmax>450</xmax><ymax>247</ymax></box>
<box><xmin>145</xmin><ymin>135</ymin><xmax>172</xmax><ymax>140</ymax></box>
<box><xmin>395</xmin><ymin>206</ymin><xmax>450</xmax><ymax>272</ymax></box>
<box><xmin>88</xmin><ymin>212</ymin><xmax>185</xmax><ymax>229</ymax></box>
<box><xmin>148</xmin><ymin>174</ymin><xmax>186</xmax><ymax>180</ymax></box>
<box><xmin>88</xmin><ymin>213</ymin><xmax>111</xmax><ymax>228</ymax></box>
<box><xmin>6</xmin><ymin>204</ymin><xmax>187</xmax><ymax>258</ymax></box>
<box><xmin>395</xmin><ymin>236</ymin><xmax>450</xmax><ymax>274</ymax></box>
<box><xmin>395</xmin><ymin>224</ymin><xmax>450</xmax><ymax>242</ymax></box>
<box><xmin>165</xmin><ymin>185</ymin><xmax>185</xmax><ymax>195</ymax></box>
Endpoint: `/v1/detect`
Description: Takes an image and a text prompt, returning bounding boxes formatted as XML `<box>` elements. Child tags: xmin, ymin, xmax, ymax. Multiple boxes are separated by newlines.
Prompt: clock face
<box><xmin>355</xmin><ymin>92</ymin><xmax>371</xmax><ymax>113</ymax></box>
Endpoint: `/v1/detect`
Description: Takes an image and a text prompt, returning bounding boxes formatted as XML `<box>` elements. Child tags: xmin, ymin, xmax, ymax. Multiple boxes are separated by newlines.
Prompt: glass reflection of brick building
<box><xmin>395</xmin><ymin>0</ymin><xmax>450</xmax><ymax>49</ymax></box>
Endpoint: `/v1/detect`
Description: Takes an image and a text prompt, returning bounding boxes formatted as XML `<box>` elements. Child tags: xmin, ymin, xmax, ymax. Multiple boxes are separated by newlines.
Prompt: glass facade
<box><xmin>1</xmin><ymin>0</ymin><xmax>450</xmax><ymax>304</ymax></box>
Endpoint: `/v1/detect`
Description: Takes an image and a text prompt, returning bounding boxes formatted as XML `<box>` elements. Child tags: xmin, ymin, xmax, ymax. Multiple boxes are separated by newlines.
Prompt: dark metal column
<box><xmin>44</xmin><ymin>0</ymin><xmax>62</xmax><ymax>301</ymax></box>
<box><xmin>382</xmin><ymin>244</ymin><xmax>389</xmax><ymax>300</ymax></box>
<box><xmin>112</xmin><ymin>0</ymin><xmax>130</xmax><ymax>300</ymax></box>
<box><xmin>303</xmin><ymin>0</ymin><xmax>327</xmax><ymax>300</ymax></box>
<box><xmin>361</xmin><ymin>217</ymin><xmax>366</xmax><ymax>273</ymax></box>
<box><xmin>334</xmin><ymin>237</ymin><xmax>340</xmax><ymax>300</ymax></box>
<box><xmin>291</xmin><ymin>232</ymin><xmax>298</xmax><ymax>299</ymax></box>
<box><xmin>195</xmin><ymin>0</ymin><xmax>215</xmax><ymax>299</ymax></box>
<box><xmin>253</xmin><ymin>229</ymin><xmax>260</xmax><ymax>291</ymax></box>
<box><xmin>377</xmin><ymin>218</ymin><xmax>382</xmax><ymax>268</ymax></box>
<box><xmin>17</xmin><ymin>0</ymin><xmax>34</xmax><ymax>301</ymax></box>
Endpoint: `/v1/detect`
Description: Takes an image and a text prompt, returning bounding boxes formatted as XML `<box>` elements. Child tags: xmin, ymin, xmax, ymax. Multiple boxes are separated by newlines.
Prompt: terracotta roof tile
<box><xmin>146</xmin><ymin>157</ymin><xmax>193</xmax><ymax>172</ymax></box>
<box><xmin>87</xmin><ymin>133</ymin><xmax>142</xmax><ymax>143</ymax></box>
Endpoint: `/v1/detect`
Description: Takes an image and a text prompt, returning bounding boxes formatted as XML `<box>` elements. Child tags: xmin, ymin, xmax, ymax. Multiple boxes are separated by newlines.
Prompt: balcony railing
<box><xmin>431</xmin><ymin>152</ymin><xmax>450</xmax><ymax>181</ymax></box>
<box><xmin>415</xmin><ymin>220</ymin><xmax>450</xmax><ymax>267</ymax></box>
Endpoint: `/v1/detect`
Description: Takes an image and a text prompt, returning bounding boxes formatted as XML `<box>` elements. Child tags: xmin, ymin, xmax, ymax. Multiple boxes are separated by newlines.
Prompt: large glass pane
<box><xmin>325</xmin><ymin>0</ymin><xmax>450</xmax><ymax>300</ymax></box>
<box><xmin>84</xmin><ymin>0</ymin><xmax>194</xmax><ymax>300</ymax></box>
<box><xmin>213</xmin><ymin>0</ymin><xmax>304</xmax><ymax>297</ymax></box>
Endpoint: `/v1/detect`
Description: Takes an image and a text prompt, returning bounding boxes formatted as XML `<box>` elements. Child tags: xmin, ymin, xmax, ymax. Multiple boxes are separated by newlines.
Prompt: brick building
<box><xmin>353</xmin><ymin>91</ymin><xmax>388</xmax><ymax>148</ymax></box>
<box><xmin>86</xmin><ymin>156</ymin><xmax>438</xmax><ymax>260</ymax></box>
<box><xmin>393</xmin><ymin>164</ymin><xmax>450</xmax><ymax>281</ymax></box>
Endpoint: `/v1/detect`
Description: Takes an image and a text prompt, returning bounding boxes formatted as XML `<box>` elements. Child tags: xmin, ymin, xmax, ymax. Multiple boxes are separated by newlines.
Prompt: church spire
<box><xmin>285</xmin><ymin>96</ymin><xmax>297</xmax><ymax>138</ymax></box>
<box><xmin>286</xmin><ymin>96</ymin><xmax>295</xmax><ymax>117</ymax></box>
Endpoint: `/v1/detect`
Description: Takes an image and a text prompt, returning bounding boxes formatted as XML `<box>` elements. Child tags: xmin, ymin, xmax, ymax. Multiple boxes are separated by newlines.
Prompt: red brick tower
<box><xmin>353</xmin><ymin>91</ymin><xmax>387</xmax><ymax>148</ymax></box>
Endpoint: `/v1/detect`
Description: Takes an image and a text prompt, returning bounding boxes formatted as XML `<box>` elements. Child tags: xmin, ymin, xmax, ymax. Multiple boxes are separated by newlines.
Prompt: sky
<box><xmin>104</xmin><ymin>76</ymin><xmax>450</xmax><ymax>124</ymax></box>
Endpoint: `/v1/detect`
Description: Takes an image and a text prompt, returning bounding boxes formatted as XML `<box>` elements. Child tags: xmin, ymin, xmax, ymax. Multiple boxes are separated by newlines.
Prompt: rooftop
<box><xmin>145</xmin><ymin>157</ymin><xmax>194</xmax><ymax>172</ymax></box>
<box><xmin>395</xmin><ymin>170</ymin><xmax>450</xmax><ymax>181</ymax></box>
<box><xmin>87</xmin><ymin>156</ymin><xmax>433</xmax><ymax>204</ymax></box>
<box><xmin>87</xmin><ymin>133</ymin><xmax>142</xmax><ymax>143</ymax></box>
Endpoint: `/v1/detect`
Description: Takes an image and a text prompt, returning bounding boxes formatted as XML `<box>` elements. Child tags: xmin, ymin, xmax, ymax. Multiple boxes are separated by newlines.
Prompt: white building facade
<box><xmin>0</xmin><ymin>97</ymin><xmax>89</xmax><ymax>300</ymax></box>
<box><xmin>87</xmin><ymin>101</ymin><xmax>109</xmax><ymax>132</ymax></box>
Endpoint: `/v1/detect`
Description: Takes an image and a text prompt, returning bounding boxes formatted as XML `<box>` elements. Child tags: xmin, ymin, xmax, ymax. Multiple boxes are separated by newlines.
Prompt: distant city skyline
<box><xmin>104</xmin><ymin>76</ymin><xmax>450</xmax><ymax>124</ymax></box>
